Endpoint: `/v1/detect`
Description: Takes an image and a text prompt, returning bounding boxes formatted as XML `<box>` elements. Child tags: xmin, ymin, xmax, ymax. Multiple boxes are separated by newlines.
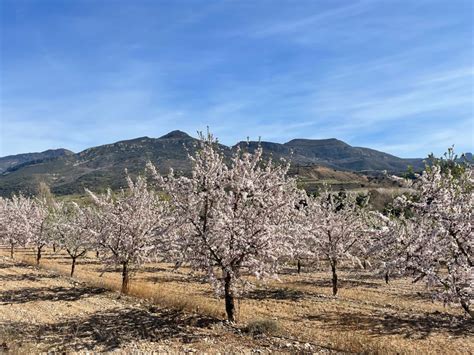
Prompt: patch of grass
<box><xmin>244</xmin><ymin>319</ymin><xmax>280</xmax><ymax>336</ymax></box>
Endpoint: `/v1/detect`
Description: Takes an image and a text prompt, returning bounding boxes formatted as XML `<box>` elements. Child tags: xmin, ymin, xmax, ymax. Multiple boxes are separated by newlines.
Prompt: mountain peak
<box><xmin>159</xmin><ymin>130</ymin><xmax>192</xmax><ymax>139</ymax></box>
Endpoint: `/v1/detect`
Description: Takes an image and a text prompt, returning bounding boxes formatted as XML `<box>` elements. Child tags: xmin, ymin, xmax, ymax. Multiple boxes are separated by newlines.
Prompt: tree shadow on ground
<box><xmin>0</xmin><ymin>273</ymin><xmax>60</xmax><ymax>282</ymax></box>
<box><xmin>0</xmin><ymin>285</ymin><xmax>107</xmax><ymax>304</ymax></box>
<box><xmin>306</xmin><ymin>311</ymin><xmax>473</xmax><ymax>339</ymax></box>
<box><xmin>144</xmin><ymin>274</ymin><xmax>208</xmax><ymax>285</ymax></box>
<box><xmin>140</xmin><ymin>265</ymin><xmax>169</xmax><ymax>273</ymax></box>
<box><xmin>393</xmin><ymin>290</ymin><xmax>438</xmax><ymax>302</ymax></box>
<box><xmin>77</xmin><ymin>259</ymin><xmax>103</xmax><ymax>266</ymax></box>
<box><xmin>42</xmin><ymin>255</ymin><xmax>70</xmax><ymax>260</ymax></box>
<box><xmin>0</xmin><ymin>307</ymin><xmax>219</xmax><ymax>352</ymax></box>
<box><xmin>288</xmin><ymin>278</ymin><xmax>381</xmax><ymax>290</ymax></box>
<box><xmin>247</xmin><ymin>287</ymin><xmax>306</xmax><ymax>301</ymax></box>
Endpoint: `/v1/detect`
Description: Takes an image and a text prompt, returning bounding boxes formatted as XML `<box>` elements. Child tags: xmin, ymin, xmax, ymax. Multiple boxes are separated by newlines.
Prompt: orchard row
<box><xmin>0</xmin><ymin>134</ymin><xmax>472</xmax><ymax>321</ymax></box>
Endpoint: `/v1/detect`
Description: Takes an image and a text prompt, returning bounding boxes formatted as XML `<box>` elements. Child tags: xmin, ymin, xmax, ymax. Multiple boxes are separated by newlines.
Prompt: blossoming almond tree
<box><xmin>86</xmin><ymin>174</ymin><xmax>171</xmax><ymax>294</ymax></box>
<box><xmin>148</xmin><ymin>132</ymin><xmax>299</xmax><ymax>322</ymax></box>
<box><xmin>399</xmin><ymin>154</ymin><xmax>473</xmax><ymax>316</ymax></box>
<box><xmin>0</xmin><ymin>196</ymin><xmax>29</xmax><ymax>258</ymax></box>
<box><xmin>15</xmin><ymin>195</ymin><xmax>55</xmax><ymax>265</ymax></box>
<box><xmin>301</xmin><ymin>189</ymin><xmax>369</xmax><ymax>296</ymax></box>
<box><xmin>53</xmin><ymin>202</ymin><xmax>95</xmax><ymax>277</ymax></box>
<box><xmin>367</xmin><ymin>211</ymin><xmax>419</xmax><ymax>284</ymax></box>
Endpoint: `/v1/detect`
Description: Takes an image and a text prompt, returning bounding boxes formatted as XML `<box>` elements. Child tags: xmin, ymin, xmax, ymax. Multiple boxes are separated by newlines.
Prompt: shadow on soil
<box><xmin>0</xmin><ymin>273</ymin><xmax>60</xmax><ymax>282</ymax></box>
<box><xmin>306</xmin><ymin>311</ymin><xmax>473</xmax><ymax>339</ymax></box>
<box><xmin>247</xmin><ymin>288</ymin><xmax>306</xmax><ymax>301</ymax></box>
<box><xmin>288</xmin><ymin>278</ymin><xmax>381</xmax><ymax>290</ymax></box>
<box><xmin>0</xmin><ymin>285</ymin><xmax>107</xmax><ymax>304</ymax></box>
<box><xmin>0</xmin><ymin>307</ymin><xmax>219</xmax><ymax>352</ymax></box>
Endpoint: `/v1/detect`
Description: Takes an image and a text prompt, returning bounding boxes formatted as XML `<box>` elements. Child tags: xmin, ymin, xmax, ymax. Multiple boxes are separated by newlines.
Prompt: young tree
<box><xmin>23</xmin><ymin>196</ymin><xmax>54</xmax><ymax>265</ymax></box>
<box><xmin>87</xmin><ymin>174</ymin><xmax>170</xmax><ymax>294</ymax></box>
<box><xmin>0</xmin><ymin>196</ymin><xmax>28</xmax><ymax>258</ymax></box>
<box><xmin>53</xmin><ymin>202</ymin><xmax>94</xmax><ymax>277</ymax></box>
<box><xmin>148</xmin><ymin>132</ymin><xmax>299</xmax><ymax>322</ymax></box>
<box><xmin>302</xmin><ymin>190</ymin><xmax>369</xmax><ymax>296</ymax></box>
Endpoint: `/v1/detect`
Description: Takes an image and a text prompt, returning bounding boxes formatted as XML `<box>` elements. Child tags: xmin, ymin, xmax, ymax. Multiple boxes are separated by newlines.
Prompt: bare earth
<box><xmin>0</xmin><ymin>248</ymin><xmax>472</xmax><ymax>354</ymax></box>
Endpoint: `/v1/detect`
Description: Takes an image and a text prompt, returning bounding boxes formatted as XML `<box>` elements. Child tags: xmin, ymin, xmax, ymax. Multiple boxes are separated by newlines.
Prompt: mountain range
<box><xmin>0</xmin><ymin>130</ymin><xmax>429</xmax><ymax>197</ymax></box>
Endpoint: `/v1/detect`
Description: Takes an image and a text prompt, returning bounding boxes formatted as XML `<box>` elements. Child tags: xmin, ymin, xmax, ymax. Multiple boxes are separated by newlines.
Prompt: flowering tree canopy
<box><xmin>148</xmin><ymin>132</ymin><xmax>299</xmax><ymax>321</ymax></box>
<box><xmin>396</xmin><ymin>151</ymin><xmax>473</xmax><ymax>316</ymax></box>
<box><xmin>301</xmin><ymin>189</ymin><xmax>369</xmax><ymax>296</ymax></box>
<box><xmin>86</xmin><ymin>174</ymin><xmax>171</xmax><ymax>293</ymax></box>
<box><xmin>52</xmin><ymin>201</ymin><xmax>95</xmax><ymax>276</ymax></box>
<box><xmin>0</xmin><ymin>195</ymin><xmax>31</xmax><ymax>258</ymax></box>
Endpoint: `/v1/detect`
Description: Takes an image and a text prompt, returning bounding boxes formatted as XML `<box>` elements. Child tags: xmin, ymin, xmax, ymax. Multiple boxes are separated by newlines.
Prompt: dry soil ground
<box><xmin>0</xmin><ymin>248</ymin><xmax>472</xmax><ymax>354</ymax></box>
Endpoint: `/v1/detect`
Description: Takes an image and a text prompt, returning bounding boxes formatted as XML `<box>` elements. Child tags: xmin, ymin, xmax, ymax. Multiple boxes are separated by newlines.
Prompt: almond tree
<box><xmin>86</xmin><ymin>174</ymin><xmax>171</xmax><ymax>294</ymax></box>
<box><xmin>148</xmin><ymin>132</ymin><xmax>299</xmax><ymax>322</ymax></box>
<box><xmin>5</xmin><ymin>194</ymin><xmax>54</xmax><ymax>264</ymax></box>
<box><xmin>0</xmin><ymin>196</ymin><xmax>29</xmax><ymax>258</ymax></box>
<box><xmin>53</xmin><ymin>202</ymin><xmax>94</xmax><ymax>277</ymax></box>
<box><xmin>398</xmin><ymin>153</ymin><xmax>473</xmax><ymax>316</ymax></box>
<box><xmin>301</xmin><ymin>189</ymin><xmax>369</xmax><ymax>296</ymax></box>
<box><xmin>367</xmin><ymin>211</ymin><xmax>418</xmax><ymax>284</ymax></box>
<box><xmin>0</xmin><ymin>197</ymin><xmax>14</xmax><ymax>257</ymax></box>
<box><xmin>23</xmin><ymin>196</ymin><xmax>54</xmax><ymax>265</ymax></box>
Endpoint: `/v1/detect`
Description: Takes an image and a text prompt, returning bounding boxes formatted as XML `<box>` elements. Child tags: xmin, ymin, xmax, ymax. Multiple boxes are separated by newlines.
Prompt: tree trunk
<box><xmin>460</xmin><ymin>298</ymin><xmax>472</xmax><ymax>318</ymax></box>
<box><xmin>297</xmin><ymin>259</ymin><xmax>302</xmax><ymax>274</ymax></box>
<box><xmin>121</xmin><ymin>262</ymin><xmax>130</xmax><ymax>294</ymax></box>
<box><xmin>331</xmin><ymin>261</ymin><xmax>338</xmax><ymax>296</ymax></box>
<box><xmin>96</xmin><ymin>250</ymin><xmax>100</xmax><ymax>258</ymax></box>
<box><xmin>71</xmin><ymin>257</ymin><xmax>77</xmax><ymax>277</ymax></box>
<box><xmin>10</xmin><ymin>243</ymin><xmax>14</xmax><ymax>259</ymax></box>
<box><xmin>224</xmin><ymin>271</ymin><xmax>235</xmax><ymax>322</ymax></box>
<box><xmin>53</xmin><ymin>243</ymin><xmax>56</xmax><ymax>253</ymax></box>
<box><xmin>362</xmin><ymin>259</ymin><xmax>367</xmax><ymax>269</ymax></box>
<box><xmin>36</xmin><ymin>246</ymin><xmax>43</xmax><ymax>265</ymax></box>
<box><xmin>385</xmin><ymin>271</ymin><xmax>390</xmax><ymax>284</ymax></box>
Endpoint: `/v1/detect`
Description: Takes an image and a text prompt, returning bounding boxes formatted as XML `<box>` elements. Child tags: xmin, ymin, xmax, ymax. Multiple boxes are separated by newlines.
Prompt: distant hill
<box><xmin>0</xmin><ymin>130</ymin><xmax>426</xmax><ymax>197</ymax></box>
<box><xmin>235</xmin><ymin>138</ymin><xmax>425</xmax><ymax>172</ymax></box>
<box><xmin>0</xmin><ymin>149</ymin><xmax>74</xmax><ymax>174</ymax></box>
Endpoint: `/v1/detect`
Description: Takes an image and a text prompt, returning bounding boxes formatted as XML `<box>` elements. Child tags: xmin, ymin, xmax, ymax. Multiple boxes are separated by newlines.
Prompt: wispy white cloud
<box><xmin>1</xmin><ymin>0</ymin><xmax>472</xmax><ymax>158</ymax></box>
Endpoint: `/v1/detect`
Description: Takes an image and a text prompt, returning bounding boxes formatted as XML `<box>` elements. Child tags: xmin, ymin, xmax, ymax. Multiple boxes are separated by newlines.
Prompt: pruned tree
<box><xmin>0</xmin><ymin>195</ymin><xmax>30</xmax><ymax>258</ymax></box>
<box><xmin>52</xmin><ymin>202</ymin><xmax>94</xmax><ymax>277</ymax></box>
<box><xmin>24</xmin><ymin>196</ymin><xmax>55</xmax><ymax>265</ymax></box>
<box><xmin>148</xmin><ymin>132</ymin><xmax>299</xmax><ymax>322</ymax></box>
<box><xmin>301</xmin><ymin>189</ymin><xmax>369</xmax><ymax>296</ymax></box>
<box><xmin>86</xmin><ymin>174</ymin><xmax>171</xmax><ymax>294</ymax></box>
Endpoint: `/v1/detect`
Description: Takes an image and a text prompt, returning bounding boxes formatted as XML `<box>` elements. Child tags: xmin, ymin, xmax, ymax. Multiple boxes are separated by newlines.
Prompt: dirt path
<box><xmin>0</xmin><ymin>256</ymin><xmax>323</xmax><ymax>353</ymax></box>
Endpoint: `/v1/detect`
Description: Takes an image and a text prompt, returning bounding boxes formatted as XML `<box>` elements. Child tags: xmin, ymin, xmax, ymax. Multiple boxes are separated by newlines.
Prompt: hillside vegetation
<box><xmin>0</xmin><ymin>130</ymin><xmax>423</xmax><ymax>197</ymax></box>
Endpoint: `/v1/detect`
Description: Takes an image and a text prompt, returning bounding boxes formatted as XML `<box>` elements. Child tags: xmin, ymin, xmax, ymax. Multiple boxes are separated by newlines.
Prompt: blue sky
<box><xmin>1</xmin><ymin>0</ymin><xmax>472</xmax><ymax>158</ymax></box>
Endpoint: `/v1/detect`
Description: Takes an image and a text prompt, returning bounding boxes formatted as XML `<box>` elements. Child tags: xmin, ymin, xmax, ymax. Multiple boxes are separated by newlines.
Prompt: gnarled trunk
<box><xmin>297</xmin><ymin>259</ymin><xmax>302</xmax><ymax>274</ymax></box>
<box><xmin>121</xmin><ymin>261</ymin><xmax>130</xmax><ymax>294</ymax></box>
<box><xmin>385</xmin><ymin>271</ymin><xmax>390</xmax><ymax>284</ymax></box>
<box><xmin>224</xmin><ymin>271</ymin><xmax>235</xmax><ymax>322</ymax></box>
<box><xmin>331</xmin><ymin>260</ymin><xmax>338</xmax><ymax>296</ymax></box>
